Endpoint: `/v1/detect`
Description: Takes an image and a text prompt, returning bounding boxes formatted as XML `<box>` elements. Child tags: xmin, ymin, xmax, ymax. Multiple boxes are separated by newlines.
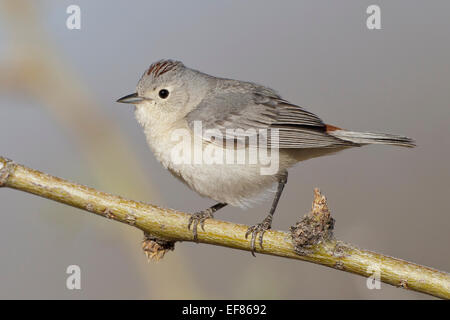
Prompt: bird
<box><xmin>117</xmin><ymin>59</ymin><xmax>415</xmax><ymax>255</ymax></box>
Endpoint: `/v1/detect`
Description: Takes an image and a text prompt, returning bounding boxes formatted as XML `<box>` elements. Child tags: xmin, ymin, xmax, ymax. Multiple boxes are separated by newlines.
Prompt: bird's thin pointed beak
<box><xmin>116</xmin><ymin>92</ymin><xmax>146</xmax><ymax>104</ymax></box>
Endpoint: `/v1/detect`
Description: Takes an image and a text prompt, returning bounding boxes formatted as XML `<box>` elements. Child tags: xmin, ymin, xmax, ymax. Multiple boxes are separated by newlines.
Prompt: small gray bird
<box><xmin>117</xmin><ymin>59</ymin><xmax>415</xmax><ymax>254</ymax></box>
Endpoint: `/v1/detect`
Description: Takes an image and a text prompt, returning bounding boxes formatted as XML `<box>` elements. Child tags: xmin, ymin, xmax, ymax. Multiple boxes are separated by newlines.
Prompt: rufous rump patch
<box><xmin>325</xmin><ymin>124</ymin><xmax>342</xmax><ymax>132</ymax></box>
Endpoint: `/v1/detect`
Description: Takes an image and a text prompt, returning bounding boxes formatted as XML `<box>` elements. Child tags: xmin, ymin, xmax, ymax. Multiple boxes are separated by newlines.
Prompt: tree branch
<box><xmin>1</xmin><ymin>156</ymin><xmax>449</xmax><ymax>299</ymax></box>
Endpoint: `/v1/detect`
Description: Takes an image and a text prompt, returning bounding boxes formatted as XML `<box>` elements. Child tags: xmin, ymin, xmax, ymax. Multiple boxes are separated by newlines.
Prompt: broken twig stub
<box><xmin>290</xmin><ymin>188</ymin><xmax>335</xmax><ymax>255</ymax></box>
<box><xmin>142</xmin><ymin>232</ymin><xmax>175</xmax><ymax>262</ymax></box>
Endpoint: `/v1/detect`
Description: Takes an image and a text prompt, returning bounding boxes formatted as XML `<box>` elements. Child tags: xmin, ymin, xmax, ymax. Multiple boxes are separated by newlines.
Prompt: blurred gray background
<box><xmin>0</xmin><ymin>0</ymin><xmax>449</xmax><ymax>299</ymax></box>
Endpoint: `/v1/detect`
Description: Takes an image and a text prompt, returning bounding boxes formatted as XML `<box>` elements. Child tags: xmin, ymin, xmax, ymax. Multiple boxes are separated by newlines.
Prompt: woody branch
<box><xmin>0</xmin><ymin>156</ymin><xmax>449</xmax><ymax>299</ymax></box>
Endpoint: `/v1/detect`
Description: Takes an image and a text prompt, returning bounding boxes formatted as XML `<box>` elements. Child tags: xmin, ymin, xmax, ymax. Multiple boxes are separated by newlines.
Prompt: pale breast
<box><xmin>142</xmin><ymin>119</ymin><xmax>285</xmax><ymax>206</ymax></box>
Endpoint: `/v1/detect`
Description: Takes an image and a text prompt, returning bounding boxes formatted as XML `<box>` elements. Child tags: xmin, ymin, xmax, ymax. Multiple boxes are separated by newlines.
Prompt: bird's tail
<box><xmin>328</xmin><ymin>129</ymin><xmax>416</xmax><ymax>148</ymax></box>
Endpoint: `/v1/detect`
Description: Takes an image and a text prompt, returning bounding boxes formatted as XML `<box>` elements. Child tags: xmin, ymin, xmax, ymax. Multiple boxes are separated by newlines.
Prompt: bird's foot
<box><xmin>188</xmin><ymin>209</ymin><xmax>214</xmax><ymax>242</ymax></box>
<box><xmin>245</xmin><ymin>215</ymin><xmax>273</xmax><ymax>256</ymax></box>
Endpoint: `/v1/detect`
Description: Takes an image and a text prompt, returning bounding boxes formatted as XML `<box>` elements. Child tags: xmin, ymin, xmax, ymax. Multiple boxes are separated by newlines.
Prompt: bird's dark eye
<box><xmin>158</xmin><ymin>89</ymin><xmax>169</xmax><ymax>99</ymax></box>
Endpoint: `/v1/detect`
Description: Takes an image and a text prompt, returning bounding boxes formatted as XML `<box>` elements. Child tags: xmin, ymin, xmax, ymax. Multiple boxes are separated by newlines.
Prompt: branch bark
<box><xmin>1</xmin><ymin>156</ymin><xmax>449</xmax><ymax>299</ymax></box>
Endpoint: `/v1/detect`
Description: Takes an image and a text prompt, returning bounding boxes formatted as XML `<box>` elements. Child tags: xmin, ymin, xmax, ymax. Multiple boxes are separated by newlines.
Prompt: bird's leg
<box><xmin>188</xmin><ymin>202</ymin><xmax>227</xmax><ymax>241</ymax></box>
<box><xmin>246</xmin><ymin>172</ymin><xmax>288</xmax><ymax>256</ymax></box>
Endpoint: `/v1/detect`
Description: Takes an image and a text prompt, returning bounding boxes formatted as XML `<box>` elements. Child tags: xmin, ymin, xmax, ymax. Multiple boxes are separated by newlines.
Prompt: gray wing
<box><xmin>185</xmin><ymin>82</ymin><xmax>355</xmax><ymax>148</ymax></box>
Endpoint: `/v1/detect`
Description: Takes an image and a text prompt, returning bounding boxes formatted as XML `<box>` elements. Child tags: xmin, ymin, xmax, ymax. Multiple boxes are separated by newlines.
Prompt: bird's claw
<box><xmin>245</xmin><ymin>216</ymin><xmax>273</xmax><ymax>256</ymax></box>
<box><xmin>188</xmin><ymin>210</ymin><xmax>214</xmax><ymax>242</ymax></box>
